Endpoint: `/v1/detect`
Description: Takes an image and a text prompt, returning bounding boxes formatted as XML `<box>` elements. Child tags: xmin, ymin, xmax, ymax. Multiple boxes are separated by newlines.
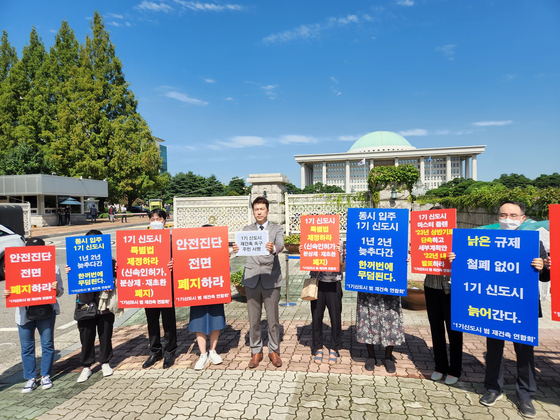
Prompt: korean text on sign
<box><xmin>410</xmin><ymin>209</ymin><xmax>456</xmax><ymax>275</ymax></box>
<box><xmin>66</xmin><ymin>234</ymin><xmax>114</xmax><ymax>294</ymax></box>
<box><xmin>300</xmin><ymin>214</ymin><xmax>340</xmax><ymax>272</ymax></box>
<box><xmin>116</xmin><ymin>230</ymin><xmax>172</xmax><ymax>308</ymax></box>
<box><xmin>173</xmin><ymin>226</ymin><xmax>231</xmax><ymax>307</ymax></box>
<box><xmin>345</xmin><ymin>208</ymin><xmax>409</xmax><ymax>297</ymax></box>
<box><xmin>550</xmin><ymin>204</ymin><xmax>560</xmax><ymax>322</ymax></box>
<box><xmin>5</xmin><ymin>246</ymin><xmax>56</xmax><ymax>308</ymax></box>
<box><xmin>235</xmin><ymin>231</ymin><xmax>269</xmax><ymax>256</ymax></box>
<box><xmin>451</xmin><ymin>229</ymin><xmax>540</xmax><ymax>345</ymax></box>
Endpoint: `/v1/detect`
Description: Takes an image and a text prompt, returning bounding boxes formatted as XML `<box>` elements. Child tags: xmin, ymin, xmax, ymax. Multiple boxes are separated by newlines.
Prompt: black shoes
<box><xmin>479</xmin><ymin>391</ymin><xmax>503</xmax><ymax>406</ymax></box>
<box><xmin>364</xmin><ymin>358</ymin><xmax>376</xmax><ymax>371</ymax></box>
<box><xmin>163</xmin><ymin>354</ymin><xmax>175</xmax><ymax>369</ymax></box>
<box><xmin>142</xmin><ymin>353</ymin><xmax>163</xmax><ymax>369</ymax></box>
<box><xmin>383</xmin><ymin>357</ymin><xmax>396</xmax><ymax>373</ymax></box>
<box><xmin>518</xmin><ymin>400</ymin><xmax>536</xmax><ymax>418</ymax></box>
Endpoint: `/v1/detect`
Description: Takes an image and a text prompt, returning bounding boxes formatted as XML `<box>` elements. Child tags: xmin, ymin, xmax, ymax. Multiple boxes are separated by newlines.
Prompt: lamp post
<box><xmin>391</xmin><ymin>187</ymin><xmax>398</xmax><ymax>200</ymax></box>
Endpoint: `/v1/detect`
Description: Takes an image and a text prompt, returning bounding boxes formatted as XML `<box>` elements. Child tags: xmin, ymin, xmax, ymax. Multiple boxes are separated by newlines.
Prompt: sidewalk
<box><xmin>0</xmin><ymin>259</ymin><xmax>559</xmax><ymax>419</ymax></box>
<box><xmin>32</xmin><ymin>216</ymin><xmax>151</xmax><ymax>239</ymax></box>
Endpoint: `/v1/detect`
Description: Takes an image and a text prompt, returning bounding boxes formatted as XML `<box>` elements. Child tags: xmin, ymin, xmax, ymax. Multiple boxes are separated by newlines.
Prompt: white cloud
<box><xmin>502</xmin><ymin>74</ymin><xmax>517</xmax><ymax>81</ymax></box>
<box><xmin>399</xmin><ymin>129</ymin><xmax>427</xmax><ymax>136</ymax></box>
<box><xmin>107</xmin><ymin>21</ymin><xmax>121</xmax><ymax>27</ymax></box>
<box><xmin>263</xmin><ymin>13</ymin><xmax>370</xmax><ymax>44</ymax></box>
<box><xmin>278</xmin><ymin>135</ymin><xmax>318</xmax><ymax>145</ymax></box>
<box><xmin>107</xmin><ymin>13</ymin><xmax>124</xmax><ymax>19</ymax></box>
<box><xmin>472</xmin><ymin>120</ymin><xmax>513</xmax><ymax>127</ymax></box>
<box><xmin>165</xmin><ymin>91</ymin><xmax>208</xmax><ymax>106</ymax></box>
<box><xmin>260</xmin><ymin>84</ymin><xmax>278</xmax><ymax>91</ymax></box>
<box><xmin>225</xmin><ymin>97</ymin><xmax>234</xmax><ymax>101</ymax></box>
<box><xmin>435</xmin><ymin>44</ymin><xmax>456</xmax><ymax>60</ymax></box>
<box><xmin>49</xmin><ymin>29</ymin><xmax>57</xmax><ymax>33</ymax></box>
<box><xmin>126</xmin><ymin>22</ymin><xmax>131</xmax><ymax>26</ymax></box>
<box><xmin>397</xmin><ymin>0</ymin><xmax>414</xmax><ymax>5</ymax></box>
<box><xmin>339</xmin><ymin>135</ymin><xmax>361</xmax><ymax>141</ymax></box>
<box><xmin>330</xmin><ymin>76</ymin><xmax>338</xmax><ymax>84</ymax></box>
<box><xmin>203</xmin><ymin>78</ymin><xmax>215</xmax><ymax>83</ymax></box>
<box><xmin>435</xmin><ymin>130</ymin><xmax>450</xmax><ymax>135</ymax></box>
<box><xmin>136</xmin><ymin>1</ymin><xmax>174</xmax><ymax>12</ymax></box>
<box><xmin>217</xmin><ymin>136</ymin><xmax>267</xmax><ymax>148</ymax></box>
<box><xmin>173</xmin><ymin>0</ymin><xmax>243</xmax><ymax>11</ymax></box>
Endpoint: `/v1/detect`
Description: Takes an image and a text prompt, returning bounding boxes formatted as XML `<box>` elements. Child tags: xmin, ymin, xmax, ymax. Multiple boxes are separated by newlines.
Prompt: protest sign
<box><xmin>66</xmin><ymin>234</ymin><xmax>114</xmax><ymax>294</ymax></box>
<box><xmin>300</xmin><ymin>214</ymin><xmax>340</xmax><ymax>272</ymax></box>
<box><xmin>550</xmin><ymin>204</ymin><xmax>560</xmax><ymax>322</ymax></box>
<box><xmin>173</xmin><ymin>226</ymin><xmax>231</xmax><ymax>307</ymax></box>
<box><xmin>451</xmin><ymin>229</ymin><xmax>540</xmax><ymax>345</ymax></box>
<box><xmin>235</xmin><ymin>231</ymin><xmax>269</xmax><ymax>256</ymax></box>
<box><xmin>410</xmin><ymin>209</ymin><xmax>456</xmax><ymax>275</ymax></box>
<box><xmin>116</xmin><ymin>229</ymin><xmax>172</xmax><ymax>308</ymax></box>
<box><xmin>345</xmin><ymin>208</ymin><xmax>409</xmax><ymax>296</ymax></box>
<box><xmin>5</xmin><ymin>246</ymin><xmax>56</xmax><ymax>308</ymax></box>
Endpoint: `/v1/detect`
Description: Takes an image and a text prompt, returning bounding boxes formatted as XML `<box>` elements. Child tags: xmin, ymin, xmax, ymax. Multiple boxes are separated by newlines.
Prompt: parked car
<box><xmin>0</xmin><ymin>224</ymin><xmax>26</xmax><ymax>280</ymax></box>
<box><xmin>129</xmin><ymin>206</ymin><xmax>148</xmax><ymax>214</ymax></box>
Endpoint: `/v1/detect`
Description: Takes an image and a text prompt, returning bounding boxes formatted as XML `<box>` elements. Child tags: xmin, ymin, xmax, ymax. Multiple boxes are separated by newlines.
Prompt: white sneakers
<box><xmin>444</xmin><ymin>374</ymin><xmax>459</xmax><ymax>385</ymax></box>
<box><xmin>209</xmin><ymin>350</ymin><xmax>223</xmax><ymax>365</ymax></box>
<box><xmin>22</xmin><ymin>379</ymin><xmax>37</xmax><ymax>394</ymax></box>
<box><xmin>431</xmin><ymin>371</ymin><xmax>444</xmax><ymax>381</ymax></box>
<box><xmin>195</xmin><ymin>350</ymin><xmax>223</xmax><ymax>370</ymax></box>
<box><xmin>102</xmin><ymin>363</ymin><xmax>113</xmax><ymax>377</ymax></box>
<box><xmin>194</xmin><ymin>353</ymin><xmax>210</xmax><ymax>370</ymax></box>
<box><xmin>41</xmin><ymin>376</ymin><xmax>53</xmax><ymax>390</ymax></box>
<box><xmin>77</xmin><ymin>367</ymin><xmax>92</xmax><ymax>383</ymax></box>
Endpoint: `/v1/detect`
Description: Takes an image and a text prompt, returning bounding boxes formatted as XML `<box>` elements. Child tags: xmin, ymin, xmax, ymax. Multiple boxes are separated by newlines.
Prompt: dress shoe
<box><xmin>269</xmin><ymin>351</ymin><xmax>282</xmax><ymax>367</ymax></box>
<box><xmin>248</xmin><ymin>352</ymin><xmax>263</xmax><ymax>368</ymax></box>
<box><xmin>142</xmin><ymin>353</ymin><xmax>163</xmax><ymax>369</ymax></box>
<box><xmin>163</xmin><ymin>354</ymin><xmax>175</xmax><ymax>369</ymax></box>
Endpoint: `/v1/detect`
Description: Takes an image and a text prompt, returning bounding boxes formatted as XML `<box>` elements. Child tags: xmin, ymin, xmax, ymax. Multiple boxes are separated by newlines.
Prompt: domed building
<box><xmin>294</xmin><ymin>131</ymin><xmax>485</xmax><ymax>193</ymax></box>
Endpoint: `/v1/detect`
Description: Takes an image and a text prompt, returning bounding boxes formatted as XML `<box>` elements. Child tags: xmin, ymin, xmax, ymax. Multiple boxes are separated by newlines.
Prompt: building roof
<box><xmin>349</xmin><ymin>131</ymin><xmax>415</xmax><ymax>152</ymax></box>
<box><xmin>0</xmin><ymin>174</ymin><xmax>108</xmax><ymax>197</ymax></box>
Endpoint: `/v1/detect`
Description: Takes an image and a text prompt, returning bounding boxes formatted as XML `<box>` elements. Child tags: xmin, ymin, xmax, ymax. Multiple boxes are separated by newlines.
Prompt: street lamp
<box><xmin>263</xmin><ymin>190</ymin><xmax>267</xmax><ymax>198</ymax></box>
<box><xmin>391</xmin><ymin>187</ymin><xmax>398</xmax><ymax>200</ymax></box>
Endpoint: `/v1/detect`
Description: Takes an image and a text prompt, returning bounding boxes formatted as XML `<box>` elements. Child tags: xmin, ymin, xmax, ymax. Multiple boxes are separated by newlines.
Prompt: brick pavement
<box><xmin>1</xmin><ymin>259</ymin><xmax>559</xmax><ymax>419</ymax></box>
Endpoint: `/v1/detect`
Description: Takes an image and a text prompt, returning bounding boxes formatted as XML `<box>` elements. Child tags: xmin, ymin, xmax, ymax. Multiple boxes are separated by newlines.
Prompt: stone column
<box><xmin>420</xmin><ymin>157</ymin><xmax>425</xmax><ymax>184</ymax></box>
<box><xmin>460</xmin><ymin>157</ymin><xmax>464</xmax><ymax>178</ymax></box>
<box><xmin>446</xmin><ymin>155</ymin><xmax>451</xmax><ymax>182</ymax></box>
<box><xmin>322</xmin><ymin>161</ymin><xmax>326</xmax><ymax>184</ymax></box>
<box><xmin>300</xmin><ymin>164</ymin><xmax>306</xmax><ymax>189</ymax></box>
<box><xmin>248</xmin><ymin>173</ymin><xmax>289</xmax><ymax>226</ymax></box>
<box><xmin>465</xmin><ymin>156</ymin><xmax>471</xmax><ymax>179</ymax></box>
<box><xmin>394</xmin><ymin>157</ymin><xmax>399</xmax><ymax>167</ymax></box>
<box><xmin>345</xmin><ymin>160</ymin><xmax>350</xmax><ymax>193</ymax></box>
<box><xmin>472</xmin><ymin>154</ymin><xmax>478</xmax><ymax>181</ymax></box>
<box><xmin>370</xmin><ymin>159</ymin><xmax>375</xmax><ymax>171</ymax></box>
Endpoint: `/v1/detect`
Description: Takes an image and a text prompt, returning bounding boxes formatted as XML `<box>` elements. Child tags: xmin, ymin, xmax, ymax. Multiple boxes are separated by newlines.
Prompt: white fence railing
<box><xmin>285</xmin><ymin>193</ymin><xmax>367</xmax><ymax>235</ymax></box>
<box><xmin>173</xmin><ymin>196</ymin><xmax>252</xmax><ymax>240</ymax></box>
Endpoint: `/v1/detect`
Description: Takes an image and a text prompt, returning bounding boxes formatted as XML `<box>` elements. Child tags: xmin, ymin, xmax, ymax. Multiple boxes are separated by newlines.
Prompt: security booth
<box><xmin>0</xmin><ymin>174</ymin><xmax>108</xmax><ymax>227</ymax></box>
<box><xmin>85</xmin><ymin>198</ymin><xmax>100</xmax><ymax>220</ymax></box>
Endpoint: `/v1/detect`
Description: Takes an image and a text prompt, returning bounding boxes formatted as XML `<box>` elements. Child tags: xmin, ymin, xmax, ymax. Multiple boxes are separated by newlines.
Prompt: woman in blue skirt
<box><xmin>191</xmin><ymin>225</ymin><xmax>227</xmax><ymax>370</ymax></box>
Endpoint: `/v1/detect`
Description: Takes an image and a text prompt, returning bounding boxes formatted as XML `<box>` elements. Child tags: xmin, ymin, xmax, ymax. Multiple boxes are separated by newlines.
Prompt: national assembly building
<box><xmin>294</xmin><ymin>131</ymin><xmax>486</xmax><ymax>193</ymax></box>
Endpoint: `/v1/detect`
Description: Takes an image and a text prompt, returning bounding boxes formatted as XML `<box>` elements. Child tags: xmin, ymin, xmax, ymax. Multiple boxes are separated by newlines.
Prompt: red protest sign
<box><xmin>116</xmin><ymin>229</ymin><xmax>172</xmax><ymax>308</ymax></box>
<box><xmin>300</xmin><ymin>214</ymin><xmax>340</xmax><ymax>272</ymax></box>
<box><xmin>411</xmin><ymin>209</ymin><xmax>456</xmax><ymax>275</ymax></box>
<box><xmin>549</xmin><ymin>204</ymin><xmax>560</xmax><ymax>322</ymax></box>
<box><xmin>172</xmin><ymin>226</ymin><xmax>231</xmax><ymax>307</ymax></box>
<box><xmin>5</xmin><ymin>246</ymin><xmax>56</xmax><ymax>308</ymax></box>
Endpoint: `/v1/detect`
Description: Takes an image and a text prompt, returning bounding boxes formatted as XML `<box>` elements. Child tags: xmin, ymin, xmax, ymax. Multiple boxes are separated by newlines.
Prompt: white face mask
<box><xmin>150</xmin><ymin>221</ymin><xmax>165</xmax><ymax>230</ymax></box>
<box><xmin>499</xmin><ymin>218</ymin><xmax>522</xmax><ymax>230</ymax></box>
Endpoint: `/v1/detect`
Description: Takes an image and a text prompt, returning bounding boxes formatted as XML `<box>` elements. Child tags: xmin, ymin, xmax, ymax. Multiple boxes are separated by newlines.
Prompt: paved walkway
<box><xmin>32</xmin><ymin>217</ymin><xmax>151</xmax><ymax>239</ymax></box>
<box><xmin>0</xmin><ymin>259</ymin><xmax>559</xmax><ymax>419</ymax></box>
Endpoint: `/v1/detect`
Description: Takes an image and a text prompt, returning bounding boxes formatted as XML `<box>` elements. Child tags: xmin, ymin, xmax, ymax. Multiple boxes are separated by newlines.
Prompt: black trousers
<box><xmin>310</xmin><ymin>281</ymin><xmax>343</xmax><ymax>354</ymax></box>
<box><xmin>78</xmin><ymin>312</ymin><xmax>115</xmax><ymax>367</ymax></box>
<box><xmin>425</xmin><ymin>286</ymin><xmax>463</xmax><ymax>377</ymax></box>
<box><xmin>145</xmin><ymin>307</ymin><xmax>177</xmax><ymax>357</ymax></box>
<box><xmin>484</xmin><ymin>337</ymin><xmax>536</xmax><ymax>402</ymax></box>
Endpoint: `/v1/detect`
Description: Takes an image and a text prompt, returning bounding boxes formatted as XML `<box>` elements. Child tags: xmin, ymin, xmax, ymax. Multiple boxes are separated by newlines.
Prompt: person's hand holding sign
<box><xmin>232</xmin><ymin>243</ymin><xmax>239</xmax><ymax>254</ymax></box>
<box><xmin>531</xmin><ymin>258</ymin><xmax>543</xmax><ymax>271</ymax></box>
<box><xmin>265</xmin><ymin>241</ymin><xmax>275</xmax><ymax>254</ymax></box>
<box><xmin>448</xmin><ymin>252</ymin><xmax>456</xmax><ymax>263</ymax></box>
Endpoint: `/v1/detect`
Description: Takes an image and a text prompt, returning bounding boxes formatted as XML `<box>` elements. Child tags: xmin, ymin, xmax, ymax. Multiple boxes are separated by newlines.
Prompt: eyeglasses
<box><xmin>498</xmin><ymin>213</ymin><xmax>524</xmax><ymax>220</ymax></box>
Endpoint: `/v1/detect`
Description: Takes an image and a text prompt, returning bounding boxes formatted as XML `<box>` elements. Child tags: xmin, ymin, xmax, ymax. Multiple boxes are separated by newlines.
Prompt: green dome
<box><xmin>349</xmin><ymin>131</ymin><xmax>415</xmax><ymax>152</ymax></box>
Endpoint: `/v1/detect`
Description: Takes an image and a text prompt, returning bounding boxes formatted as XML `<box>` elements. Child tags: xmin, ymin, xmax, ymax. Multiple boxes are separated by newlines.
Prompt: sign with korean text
<box><xmin>5</xmin><ymin>246</ymin><xmax>56</xmax><ymax>308</ymax></box>
<box><xmin>116</xmin><ymin>230</ymin><xmax>172</xmax><ymax>308</ymax></box>
<box><xmin>451</xmin><ymin>229</ymin><xmax>540</xmax><ymax>345</ymax></box>
<box><xmin>345</xmin><ymin>208</ymin><xmax>409</xmax><ymax>296</ymax></box>
<box><xmin>549</xmin><ymin>204</ymin><xmax>560</xmax><ymax>322</ymax></box>
<box><xmin>235</xmin><ymin>231</ymin><xmax>269</xmax><ymax>256</ymax></box>
<box><xmin>66</xmin><ymin>234</ymin><xmax>114</xmax><ymax>294</ymax></box>
<box><xmin>300</xmin><ymin>214</ymin><xmax>340</xmax><ymax>272</ymax></box>
<box><xmin>172</xmin><ymin>226</ymin><xmax>231</xmax><ymax>307</ymax></box>
<box><xmin>411</xmin><ymin>209</ymin><xmax>456</xmax><ymax>275</ymax></box>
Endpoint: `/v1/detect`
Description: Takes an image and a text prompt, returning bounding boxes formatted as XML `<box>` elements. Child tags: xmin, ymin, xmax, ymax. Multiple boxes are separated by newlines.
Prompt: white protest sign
<box><xmin>235</xmin><ymin>231</ymin><xmax>269</xmax><ymax>256</ymax></box>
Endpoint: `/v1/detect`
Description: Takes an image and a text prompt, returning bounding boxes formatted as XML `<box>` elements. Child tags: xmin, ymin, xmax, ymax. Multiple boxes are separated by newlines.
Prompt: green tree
<box><xmin>0</xmin><ymin>141</ymin><xmax>54</xmax><ymax>175</ymax></box>
<box><xmin>301</xmin><ymin>182</ymin><xmax>345</xmax><ymax>194</ymax></box>
<box><xmin>493</xmin><ymin>173</ymin><xmax>533</xmax><ymax>189</ymax></box>
<box><xmin>285</xmin><ymin>183</ymin><xmax>302</xmax><ymax>194</ymax></box>
<box><xmin>206</xmin><ymin>174</ymin><xmax>225</xmax><ymax>196</ymax></box>
<box><xmin>0</xmin><ymin>30</ymin><xmax>17</xmax><ymax>83</ymax></box>
<box><xmin>533</xmin><ymin>173</ymin><xmax>560</xmax><ymax>189</ymax></box>
<box><xmin>226</xmin><ymin>176</ymin><xmax>246</xmax><ymax>195</ymax></box>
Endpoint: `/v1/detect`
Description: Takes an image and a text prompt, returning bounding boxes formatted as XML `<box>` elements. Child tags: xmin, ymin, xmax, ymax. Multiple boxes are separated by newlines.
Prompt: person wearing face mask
<box><xmin>449</xmin><ymin>201</ymin><xmax>549</xmax><ymax>419</ymax></box>
<box><xmin>142</xmin><ymin>209</ymin><xmax>178</xmax><ymax>369</ymax></box>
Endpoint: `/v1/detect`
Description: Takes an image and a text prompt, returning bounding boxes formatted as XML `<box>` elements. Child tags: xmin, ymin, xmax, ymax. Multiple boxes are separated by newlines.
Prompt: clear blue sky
<box><xmin>2</xmin><ymin>0</ymin><xmax>559</xmax><ymax>187</ymax></box>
